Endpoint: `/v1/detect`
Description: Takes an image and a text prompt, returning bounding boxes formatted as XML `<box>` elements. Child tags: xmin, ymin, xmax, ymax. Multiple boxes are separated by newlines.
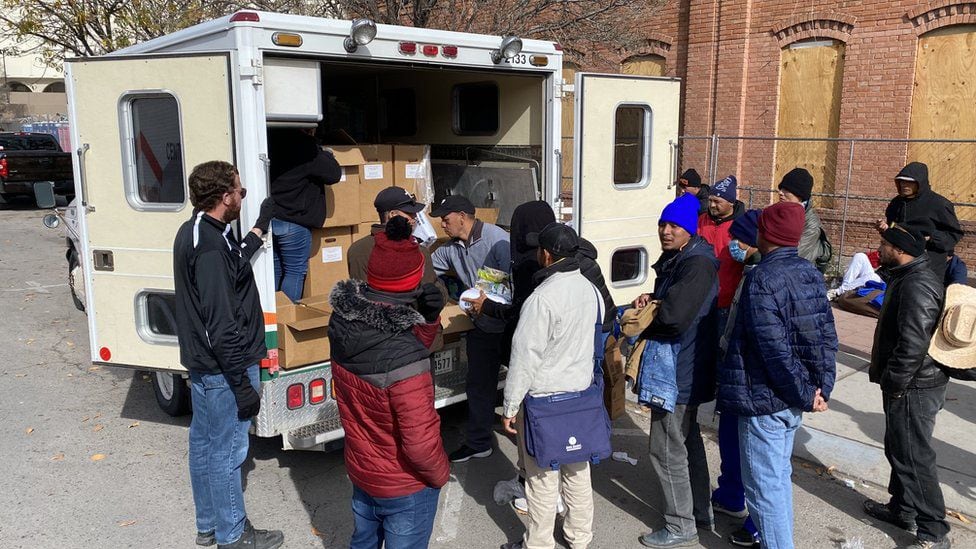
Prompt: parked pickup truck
<box><xmin>0</xmin><ymin>132</ymin><xmax>74</xmax><ymax>205</ymax></box>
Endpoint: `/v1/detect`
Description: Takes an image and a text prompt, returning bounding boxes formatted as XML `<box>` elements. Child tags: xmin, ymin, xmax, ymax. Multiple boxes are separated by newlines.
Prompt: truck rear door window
<box><xmin>136</xmin><ymin>291</ymin><xmax>179</xmax><ymax>345</ymax></box>
<box><xmin>453</xmin><ymin>82</ymin><xmax>499</xmax><ymax>135</ymax></box>
<box><xmin>120</xmin><ymin>94</ymin><xmax>186</xmax><ymax>209</ymax></box>
<box><xmin>613</xmin><ymin>105</ymin><xmax>651</xmax><ymax>187</ymax></box>
<box><xmin>610</xmin><ymin>247</ymin><xmax>647</xmax><ymax>287</ymax></box>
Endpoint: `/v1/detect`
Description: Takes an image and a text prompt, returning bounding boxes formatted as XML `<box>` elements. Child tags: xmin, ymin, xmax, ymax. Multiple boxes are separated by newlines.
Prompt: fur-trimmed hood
<box><xmin>330</xmin><ymin>279</ymin><xmax>426</xmax><ymax>333</ymax></box>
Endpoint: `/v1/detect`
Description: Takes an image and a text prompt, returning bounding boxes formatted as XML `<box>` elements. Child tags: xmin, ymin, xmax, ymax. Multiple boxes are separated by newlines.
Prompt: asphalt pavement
<box><xmin>1</xmin><ymin>204</ymin><xmax>974</xmax><ymax>548</ymax></box>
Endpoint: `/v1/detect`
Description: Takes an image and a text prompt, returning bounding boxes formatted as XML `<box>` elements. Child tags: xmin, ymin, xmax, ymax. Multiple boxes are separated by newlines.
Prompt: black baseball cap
<box><xmin>526</xmin><ymin>222</ymin><xmax>579</xmax><ymax>258</ymax></box>
<box><xmin>374</xmin><ymin>186</ymin><xmax>425</xmax><ymax>214</ymax></box>
<box><xmin>430</xmin><ymin>195</ymin><xmax>476</xmax><ymax>217</ymax></box>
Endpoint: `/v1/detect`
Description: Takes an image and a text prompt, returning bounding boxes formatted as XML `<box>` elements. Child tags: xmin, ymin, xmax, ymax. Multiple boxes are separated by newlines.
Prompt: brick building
<box><xmin>575</xmin><ymin>0</ymin><xmax>976</xmax><ymax>269</ymax></box>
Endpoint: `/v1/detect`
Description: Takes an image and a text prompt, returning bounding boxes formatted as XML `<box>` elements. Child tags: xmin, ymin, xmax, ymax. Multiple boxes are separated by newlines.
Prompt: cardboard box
<box><xmin>393</xmin><ymin>145</ymin><xmax>430</xmax><ymax>187</ymax></box>
<box><xmin>355</xmin><ymin>144</ymin><xmax>395</xmax><ymax>222</ymax></box>
<box><xmin>276</xmin><ymin>292</ymin><xmax>332</xmax><ymax>369</ymax></box>
<box><xmin>324</xmin><ymin>147</ymin><xmax>365</xmax><ymax>227</ymax></box>
<box><xmin>441</xmin><ymin>303</ymin><xmax>475</xmax><ymax>334</ymax></box>
<box><xmin>303</xmin><ymin>226</ymin><xmax>353</xmax><ymax>297</ymax></box>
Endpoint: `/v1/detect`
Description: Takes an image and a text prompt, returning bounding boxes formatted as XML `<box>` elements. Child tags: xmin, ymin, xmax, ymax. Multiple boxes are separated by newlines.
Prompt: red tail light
<box><xmin>309</xmin><ymin>379</ymin><xmax>326</xmax><ymax>404</ymax></box>
<box><xmin>286</xmin><ymin>383</ymin><xmax>304</xmax><ymax>409</ymax></box>
<box><xmin>422</xmin><ymin>45</ymin><xmax>438</xmax><ymax>57</ymax></box>
<box><xmin>0</xmin><ymin>158</ymin><xmax>7</xmax><ymax>179</ymax></box>
<box><xmin>99</xmin><ymin>347</ymin><xmax>112</xmax><ymax>361</ymax></box>
<box><xmin>230</xmin><ymin>11</ymin><xmax>260</xmax><ymax>22</ymax></box>
<box><xmin>442</xmin><ymin>45</ymin><xmax>458</xmax><ymax>58</ymax></box>
<box><xmin>399</xmin><ymin>42</ymin><xmax>417</xmax><ymax>54</ymax></box>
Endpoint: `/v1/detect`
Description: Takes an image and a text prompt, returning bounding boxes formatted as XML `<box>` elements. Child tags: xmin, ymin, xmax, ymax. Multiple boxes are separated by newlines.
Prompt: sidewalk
<box><xmin>703</xmin><ymin>306</ymin><xmax>976</xmax><ymax>518</ymax></box>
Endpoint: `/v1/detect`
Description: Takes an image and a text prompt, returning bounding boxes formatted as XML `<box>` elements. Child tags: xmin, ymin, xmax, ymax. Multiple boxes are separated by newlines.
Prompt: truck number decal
<box><xmin>504</xmin><ymin>54</ymin><xmax>528</xmax><ymax>66</ymax></box>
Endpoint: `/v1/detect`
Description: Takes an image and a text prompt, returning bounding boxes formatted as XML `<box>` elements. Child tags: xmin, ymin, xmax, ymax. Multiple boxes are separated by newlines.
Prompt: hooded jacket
<box><xmin>327</xmin><ymin>280</ymin><xmax>449</xmax><ymax>498</ymax></box>
<box><xmin>578</xmin><ymin>238</ymin><xmax>617</xmax><ymax>333</ymax></box>
<box><xmin>870</xmin><ymin>255</ymin><xmax>948</xmax><ymax>392</ymax></box>
<box><xmin>268</xmin><ymin>129</ymin><xmax>342</xmax><ymax>228</ymax></box>
<box><xmin>885</xmin><ymin>162</ymin><xmax>963</xmax><ymax>280</ymax></box>
<box><xmin>717</xmin><ymin>247</ymin><xmax>837</xmax><ymax>416</ymax></box>
<box><xmin>797</xmin><ymin>206</ymin><xmax>825</xmax><ymax>265</ymax></box>
<box><xmin>697</xmin><ymin>201</ymin><xmax>745</xmax><ymax>308</ymax></box>
<box><xmin>640</xmin><ymin>236</ymin><xmax>719</xmax><ymax>405</ymax></box>
<box><xmin>502</xmin><ymin>257</ymin><xmax>603</xmax><ymax>417</ymax></box>
<box><xmin>480</xmin><ymin>201</ymin><xmax>554</xmax><ymax>324</ymax></box>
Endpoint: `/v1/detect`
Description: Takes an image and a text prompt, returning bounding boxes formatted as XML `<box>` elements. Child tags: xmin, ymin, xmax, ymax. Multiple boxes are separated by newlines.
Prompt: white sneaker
<box><xmin>512</xmin><ymin>494</ymin><xmax>565</xmax><ymax>515</ymax></box>
<box><xmin>826</xmin><ymin>289</ymin><xmax>840</xmax><ymax>301</ymax></box>
<box><xmin>512</xmin><ymin>497</ymin><xmax>528</xmax><ymax>514</ymax></box>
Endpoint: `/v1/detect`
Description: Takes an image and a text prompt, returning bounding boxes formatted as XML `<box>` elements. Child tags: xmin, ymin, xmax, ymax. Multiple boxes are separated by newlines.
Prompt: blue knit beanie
<box><xmin>711</xmin><ymin>175</ymin><xmax>738</xmax><ymax>203</ymax></box>
<box><xmin>729</xmin><ymin>209</ymin><xmax>761</xmax><ymax>247</ymax></box>
<box><xmin>660</xmin><ymin>193</ymin><xmax>700</xmax><ymax>235</ymax></box>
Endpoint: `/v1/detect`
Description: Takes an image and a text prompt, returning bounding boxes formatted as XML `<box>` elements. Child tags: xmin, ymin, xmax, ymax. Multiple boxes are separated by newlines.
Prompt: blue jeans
<box><xmin>739</xmin><ymin>408</ymin><xmax>802</xmax><ymax>549</ymax></box>
<box><xmin>189</xmin><ymin>365</ymin><xmax>259</xmax><ymax>545</ymax></box>
<box><xmin>272</xmin><ymin>218</ymin><xmax>312</xmax><ymax>302</ymax></box>
<box><xmin>350</xmin><ymin>485</ymin><xmax>440</xmax><ymax>549</ymax></box>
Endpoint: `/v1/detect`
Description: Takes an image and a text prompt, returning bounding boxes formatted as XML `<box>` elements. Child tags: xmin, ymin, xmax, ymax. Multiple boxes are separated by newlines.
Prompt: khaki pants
<box><xmin>516</xmin><ymin>410</ymin><xmax>594</xmax><ymax>549</ymax></box>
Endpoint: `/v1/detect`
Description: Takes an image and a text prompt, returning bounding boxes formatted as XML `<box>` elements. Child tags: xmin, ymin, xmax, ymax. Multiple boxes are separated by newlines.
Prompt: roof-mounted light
<box><xmin>230</xmin><ymin>11</ymin><xmax>260</xmax><ymax>23</ymax></box>
<box><xmin>344</xmin><ymin>18</ymin><xmax>377</xmax><ymax>53</ymax></box>
<box><xmin>491</xmin><ymin>35</ymin><xmax>523</xmax><ymax>64</ymax></box>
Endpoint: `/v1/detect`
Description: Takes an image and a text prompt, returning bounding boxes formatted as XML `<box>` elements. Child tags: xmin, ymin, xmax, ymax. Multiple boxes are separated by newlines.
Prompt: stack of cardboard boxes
<box><xmin>276</xmin><ymin>144</ymin><xmax>474</xmax><ymax>369</ymax></box>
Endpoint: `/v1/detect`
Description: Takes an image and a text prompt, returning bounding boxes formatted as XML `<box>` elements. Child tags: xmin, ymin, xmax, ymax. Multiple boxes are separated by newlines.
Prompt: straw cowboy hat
<box><xmin>929</xmin><ymin>283</ymin><xmax>976</xmax><ymax>369</ymax></box>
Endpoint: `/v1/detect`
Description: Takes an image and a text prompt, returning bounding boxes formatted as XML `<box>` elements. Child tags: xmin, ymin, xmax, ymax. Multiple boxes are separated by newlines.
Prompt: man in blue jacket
<box><xmin>634</xmin><ymin>192</ymin><xmax>719</xmax><ymax>549</ymax></box>
<box><xmin>717</xmin><ymin>201</ymin><xmax>837</xmax><ymax>549</ymax></box>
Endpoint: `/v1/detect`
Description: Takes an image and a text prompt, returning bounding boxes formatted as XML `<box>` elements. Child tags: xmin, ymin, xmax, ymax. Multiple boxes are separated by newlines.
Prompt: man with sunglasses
<box><xmin>173</xmin><ymin>161</ymin><xmax>282</xmax><ymax>549</ymax></box>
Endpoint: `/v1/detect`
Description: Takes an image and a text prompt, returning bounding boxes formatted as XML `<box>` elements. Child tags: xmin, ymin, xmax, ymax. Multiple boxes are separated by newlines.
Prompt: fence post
<box><xmin>837</xmin><ymin>139</ymin><xmax>856</xmax><ymax>275</ymax></box>
<box><xmin>709</xmin><ymin>134</ymin><xmax>719</xmax><ymax>183</ymax></box>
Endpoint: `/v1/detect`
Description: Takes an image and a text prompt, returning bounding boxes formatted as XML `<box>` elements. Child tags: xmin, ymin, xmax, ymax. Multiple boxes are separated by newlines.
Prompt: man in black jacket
<box><xmin>864</xmin><ymin>222</ymin><xmax>951</xmax><ymax>549</ymax></box>
<box><xmin>876</xmin><ymin>162</ymin><xmax>962</xmax><ymax>281</ymax></box>
<box><xmin>633</xmin><ymin>193</ymin><xmax>718</xmax><ymax>549</ymax></box>
<box><xmin>173</xmin><ymin>161</ymin><xmax>283</xmax><ymax>549</ymax></box>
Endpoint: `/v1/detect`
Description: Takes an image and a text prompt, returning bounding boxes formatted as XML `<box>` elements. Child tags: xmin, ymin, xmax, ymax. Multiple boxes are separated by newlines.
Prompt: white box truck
<box><xmin>52</xmin><ymin>10</ymin><xmax>680</xmax><ymax>450</ymax></box>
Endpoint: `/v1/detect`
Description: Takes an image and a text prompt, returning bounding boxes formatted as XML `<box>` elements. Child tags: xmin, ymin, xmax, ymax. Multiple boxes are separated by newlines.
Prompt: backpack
<box><xmin>815</xmin><ymin>228</ymin><xmax>833</xmax><ymax>273</ymax></box>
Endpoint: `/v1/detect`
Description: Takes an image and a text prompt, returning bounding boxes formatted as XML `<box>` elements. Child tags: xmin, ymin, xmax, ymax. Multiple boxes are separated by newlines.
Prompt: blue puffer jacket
<box><xmin>717</xmin><ymin>247</ymin><xmax>837</xmax><ymax>416</ymax></box>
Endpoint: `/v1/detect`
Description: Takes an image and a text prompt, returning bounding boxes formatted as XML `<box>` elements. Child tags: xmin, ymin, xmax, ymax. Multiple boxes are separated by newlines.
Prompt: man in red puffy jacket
<box><xmin>328</xmin><ymin>216</ymin><xmax>449</xmax><ymax>549</ymax></box>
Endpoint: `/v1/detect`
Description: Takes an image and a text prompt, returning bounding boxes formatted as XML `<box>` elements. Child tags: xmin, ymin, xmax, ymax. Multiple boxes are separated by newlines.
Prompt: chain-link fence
<box><xmin>673</xmin><ymin>136</ymin><xmax>976</xmax><ymax>275</ymax></box>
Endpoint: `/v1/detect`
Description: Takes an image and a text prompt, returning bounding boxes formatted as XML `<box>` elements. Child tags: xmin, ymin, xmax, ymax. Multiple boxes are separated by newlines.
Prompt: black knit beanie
<box><xmin>778</xmin><ymin>168</ymin><xmax>814</xmax><ymax>202</ymax></box>
<box><xmin>882</xmin><ymin>223</ymin><xmax>925</xmax><ymax>257</ymax></box>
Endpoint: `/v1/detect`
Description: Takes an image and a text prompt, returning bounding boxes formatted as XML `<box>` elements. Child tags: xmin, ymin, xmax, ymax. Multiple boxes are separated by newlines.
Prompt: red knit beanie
<box><xmin>366</xmin><ymin>217</ymin><xmax>424</xmax><ymax>293</ymax></box>
<box><xmin>758</xmin><ymin>201</ymin><xmax>805</xmax><ymax>247</ymax></box>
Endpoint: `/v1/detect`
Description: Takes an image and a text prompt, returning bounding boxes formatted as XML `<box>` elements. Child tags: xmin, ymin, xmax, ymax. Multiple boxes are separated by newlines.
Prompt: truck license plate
<box><xmin>433</xmin><ymin>349</ymin><xmax>456</xmax><ymax>375</ymax></box>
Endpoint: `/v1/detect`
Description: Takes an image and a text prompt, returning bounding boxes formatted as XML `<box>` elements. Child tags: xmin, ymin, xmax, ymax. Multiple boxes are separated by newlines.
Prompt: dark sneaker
<box><xmin>500</xmin><ymin>542</ymin><xmax>524</xmax><ymax>549</ymax></box>
<box><xmin>638</xmin><ymin>529</ymin><xmax>699</xmax><ymax>548</ymax></box>
<box><xmin>449</xmin><ymin>445</ymin><xmax>493</xmax><ymax>463</ymax></box>
<box><xmin>218</xmin><ymin>521</ymin><xmax>284</xmax><ymax>549</ymax></box>
<box><xmin>908</xmin><ymin>538</ymin><xmax>951</xmax><ymax>549</ymax></box>
<box><xmin>728</xmin><ymin>527</ymin><xmax>760</xmax><ymax>548</ymax></box>
<box><xmin>713</xmin><ymin>500</ymin><xmax>749</xmax><ymax>519</ymax></box>
<box><xmin>863</xmin><ymin>499</ymin><xmax>918</xmax><ymax>534</ymax></box>
<box><xmin>196</xmin><ymin>531</ymin><xmax>216</xmax><ymax>546</ymax></box>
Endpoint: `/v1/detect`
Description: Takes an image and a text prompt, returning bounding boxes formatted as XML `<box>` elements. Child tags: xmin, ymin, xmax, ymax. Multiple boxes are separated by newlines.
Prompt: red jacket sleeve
<box><xmin>412</xmin><ymin>320</ymin><xmax>441</xmax><ymax>350</ymax></box>
<box><xmin>388</xmin><ymin>373</ymin><xmax>450</xmax><ymax>488</ymax></box>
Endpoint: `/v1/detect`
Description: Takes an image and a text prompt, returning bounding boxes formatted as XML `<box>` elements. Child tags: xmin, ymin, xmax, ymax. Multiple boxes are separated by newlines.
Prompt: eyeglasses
<box><xmin>228</xmin><ymin>187</ymin><xmax>247</xmax><ymax>199</ymax></box>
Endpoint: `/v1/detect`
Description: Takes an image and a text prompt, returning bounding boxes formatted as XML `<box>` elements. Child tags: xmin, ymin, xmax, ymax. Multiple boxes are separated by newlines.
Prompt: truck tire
<box><xmin>152</xmin><ymin>371</ymin><xmax>192</xmax><ymax>416</ymax></box>
<box><xmin>67</xmin><ymin>246</ymin><xmax>86</xmax><ymax>313</ymax></box>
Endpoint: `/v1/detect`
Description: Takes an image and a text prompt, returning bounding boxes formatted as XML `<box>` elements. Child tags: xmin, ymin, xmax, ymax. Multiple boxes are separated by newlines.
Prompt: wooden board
<box><xmin>561</xmin><ymin>65</ymin><xmax>577</xmax><ymax>205</ymax></box>
<box><xmin>908</xmin><ymin>25</ymin><xmax>976</xmax><ymax>219</ymax></box>
<box><xmin>774</xmin><ymin>42</ymin><xmax>845</xmax><ymax>207</ymax></box>
<box><xmin>621</xmin><ymin>55</ymin><xmax>666</xmax><ymax>77</ymax></box>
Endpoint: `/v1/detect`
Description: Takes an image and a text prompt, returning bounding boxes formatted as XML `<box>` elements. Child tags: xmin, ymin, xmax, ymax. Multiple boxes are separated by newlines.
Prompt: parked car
<box><xmin>0</xmin><ymin>132</ymin><xmax>74</xmax><ymax>206</ymax></box>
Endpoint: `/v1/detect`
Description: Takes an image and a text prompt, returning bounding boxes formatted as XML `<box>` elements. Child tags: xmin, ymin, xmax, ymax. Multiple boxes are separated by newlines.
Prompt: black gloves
<box><xmin>417</xmin><ymin>283</ymin><xmax>445</xmax><ymax>322</ymax></box>
<box><xmin>254</xmin><ymin>197</ymin><xmax>276</xmax><ymax>234</ymax></box>
<box><xmin>230</xmin><ymin>376</ymin><xmax>261</xmax><ymax>420</ymax></box>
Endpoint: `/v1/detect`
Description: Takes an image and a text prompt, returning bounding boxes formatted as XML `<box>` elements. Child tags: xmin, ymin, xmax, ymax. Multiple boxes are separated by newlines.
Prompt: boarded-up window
<box><xmin>909</xmin><ymin>25</ymin><xmax>976</xmax><ymax>220</ymax></box>
<box><xmin>560</xmin><ymin>65</ymin><xmax>578</xmax><ymax>207</ymax></box>
<box><xmin>774</xmin><ymin>40</ymin><xmax>845</xmax><ymax>207</ymax></box>
<box><xmin>621</xmin><ymin>55</ymin><xmax>666</xmax><ymax>77</ymax></box>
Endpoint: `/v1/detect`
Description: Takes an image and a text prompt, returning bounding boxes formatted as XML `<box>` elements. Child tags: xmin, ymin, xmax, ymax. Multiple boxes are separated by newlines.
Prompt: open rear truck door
<box><xmin>573</xmin><ymin>74</ymin><xmax>680</xmax><ymax>304</ymax></box>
